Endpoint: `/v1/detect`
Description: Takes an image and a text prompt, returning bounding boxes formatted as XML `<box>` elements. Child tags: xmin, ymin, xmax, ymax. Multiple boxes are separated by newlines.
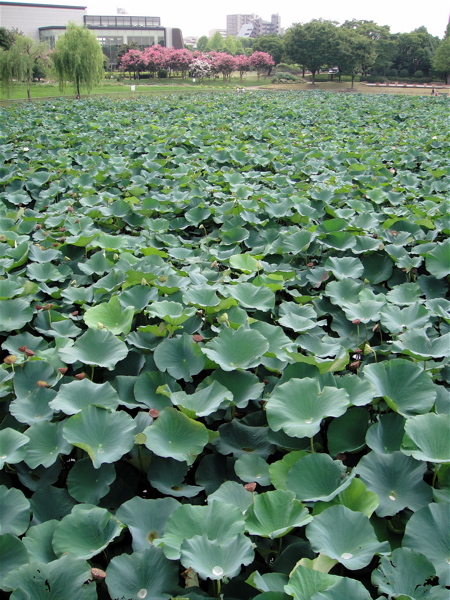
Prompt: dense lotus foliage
<box><xmin>0</xmin><ymin>91</ymin><xmax>449</xmax><ymax>600</ymax></box>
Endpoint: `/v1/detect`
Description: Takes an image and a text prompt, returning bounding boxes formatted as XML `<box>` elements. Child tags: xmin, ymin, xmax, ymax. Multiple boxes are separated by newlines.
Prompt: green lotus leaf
<box><xmin>0</xmin><ymin>534</ymin><xmax>29</xmax><ymax>591</ymax></box>
<box><xmin>160</xmin><ymin>500</ymin><xmax>246</xmax><ymax>560</ymax></box>
<box><xmin>207</xmin><ymin>369</ymin><xmax>264</xmax><ymax>407</ymax></box>
<box><xmin>16</xmin><ymin>461</ymin><xmax>60</xmax><ymax>492</ymax></box>
<box><xmin>0</xmin><ymin>486</ymin><xmax>30</xmax><ymax>536</ymax></box>
<box><xmin>246</xmin><ymin>570</ymin><xmax>288</xmax><ymax>594</ymax></box>
<box><xmin>325</xmin><ymin>279</ymin><xmax>363</xmax><ymax>306</ymax></box>
<box><xmin>9</xmin><ymin>388</ymin><xmax>56</xmax><ymax>425</ymax></box>
<box><xmin>372</xmin><ymin>548</ymin><xmax>436</xmax><ymax>599</ymax></box>
<box><xmin>327</xmin><ymin>407</ymin><xmax>370</xmax><ymax>455</ymax></box>
<box><xmin>0</xmin><ymin>299</ymin><xmax>34</xmax><ymax>332</ymax></box>
<box><xmin>306</xmin><ymin>505</ymin><xmax>389</xmax><ymax>570</ymax></box>
<box><xmin>201</xmin><ymin>327</ymin><xmax>270</xmax><ymax>371</ymax></box>
<box><xmin>269</xmin><ymin>451</ymin><xmax>308</xmax><ymax>491</ymax></box>
<box><xmin>235</xmin><ymin>454</ymin><xmax>271</xmax><ymax>487</ymax></box>
<box><xmin>366</xmin><ymin>413</ymin><xmax>406</xmax><ymax>454</ymax></box>
<box><xmin>215</xmin><ymin>420</ymin><xmax>276</xmax><ymax>459</ymax></box>
<box><xmin>52</xmin><ymin>505</ymin><xmax>123</xmax><ymax>560</ymax></box>
<box><xmin>208</xmin><ymin>481</ymin><xmax>254</xmax><ymax>514</ymax></box>
<box><xmin>228</xmin><ymin>282</ymin><xmax>275</xmax><ymax>311</ymax></box>
<box><xmin>182</xmin><ymin>285</ymin><xmax>221</xmax><ymax>307</ymax></box>
<box><xmin>84</xmin><ymin>294</ymin><xmax>134</xmax><ymax>335</ymax></box>
<box><xmin>342</xmin><ymin>297</ymin><xmax>385</xmax><ymax>324</ymax></box>
<box><xmin>229</xmin><ymin>254</ymin><xmax>260</xmax><ymax>273</ymax></box>
<box><xmin>30</xmin><ymin>486</ymin><xmax>76</xmax><ymax>524</ymax></box>
<box><xmin>22</xmin><ymin>520</ymin><xmax>59</xmax><ymax>564</ymax></box>
<box><xmin>324</xmin><ymin>257</ymin><xmax>364</xmax><ymax>280</ymax></box>
<box><xmin>63</xmin><ymin>405</ymin><xmax>136</xmax><ymax>468</ymax></box>
<box><xmin>170</xmin><ymin>381</ymin><xmax>233</xmax><ymax>417</ymax></box>
<box><xmin>106</xmin><ymin>547</ymin><xmax>179</xmax><ymax>600</ymax></box>
<box><xmin>401</xmin><ymin>413</ymin><xmax>450</xmax><ymax>462</ymax></box>
<box><xmin>67</xmin><ymin>458</ymin><xmax>116</xmax><ymax>504</ymax></box>
<box><xmin>0</xmin><ymin>279</ymin><xmax>25</xmax><ymax>299</ymax></box>
<box><xmin>154</xmin><ymin>333</ymin><xmax>206</xmax><ymax>381</ymax></box>
<box><xmin>23</xmin><ymin>421</ymin><xmax>72</xmax><ymax>469</ymax></box>
<box><xmin>281</xmin><ymin>230</ymin><xmax>314</xmax><ymax>254</ymax></box>
<box><xmin>133</xmin><ymin>367</ymin><xmax>178</xmax><ymax>411</ymax></box>
<box><xmin>146</xmin><ymin>300</ymin><xmax>196</xmax><ymax>325</ymax></box>
<box><xmin>393</xmin><ymin>329</ymin><xmax>450</xmax><ymax>360</ymax></box>
<box><xmin>363</xmin><ymin>359</ymin><xmax>436</xmax><ymax>417</ymax></box>
<box><xmin>59</xmin><ymin>328</ymin><xmax>129</xmax><ymax>370</ymax></box>
<box><xmin>286</xmin><ymin>454</ymin><xmax>355</xmax><ymax>502</ymax></box>
<box><xmin>332</xmin><ymin>375</ymin><xmax>374</xmax><ymax>407</ymax></box>
<box><xmin>49</xmin><ymin>378</ymin><xmax>120</xmax><ymax>415</ymax></box>
<box><xmin>403</xmin><ymin>502</ymin><xmax>450</xmax><ymax>585</ymax></box>
<box><xmin>426</xmin><ymin>239</ymin><xmax>450</xmax><ymax>278</ymax></box>
<box><xmin>380</xmin><ymin>302</ymin><xmax>431</xmax><ymax>334</ymax></box>
<box><xmin>245</xmin><ymin>490</ymin><xmax>312</xmax><ymax>539</ymax></box>
<box><xmin>251</xmin><ymin>321</ymin><xmax>297</xmax><ymax>360</ymax></box>
<box><xmin>180</xmin><ymin>533</ymin><xmax>254</xmax><ymax>580</ymax></box>
<box><xmin>333</xmin><ymin>478</ymin><xmax>379</xmax><ymax>518</ymax></box>
<box><xmin>278</xmin><ymin>303</ymin><xmax>317</xmax><ymax>332</ymax></box>
<box><xmin>116</xmin><ymin>497</ymin><xmax>180</xmax><ymax>552</ymax></box>
<box><xmin>147</xmin><ymin>455</ymin><xmax>204</xmax><ymax>498</ymax></box>
<box><xmin>362</xmin><ymin>251</ymin><xmax>393</xmax><ymax>284</ymax></box>
<box><xmin>355</xmin><ymin>451</ymin><xmax>432</xmax><ymax>517</ymax></box>
<box><xmin>221</xmin><ymin>226</ymin><xmax>249</xmax><ymax>244</ymax></box>
<box><xmin>3</xmin><ymin>554</ymin><xmax>95</xmax><ymax>599</ymax></box>
<box><xmin>311</xmin><ymin>578</ymin><xmax>371</xmax><ymax>600</ymax></box>
<box><xmin>285</xmin><ymin>565</ymin><xmax>341</xmax><ymax>600</ymax></box>
<box><xmin>143</xmin><ymin>407</ymin><xmax>209</xmax><ymax>465</ymax></box>
<box><xmin>266</xmin><ymin>378</ymin><xmax>349</xmax><ymax>439</ymax></box>
<box><xmin>0</xmin><ymin>428</ymin><xmax>29</xmax><ymax>469</ymax></box>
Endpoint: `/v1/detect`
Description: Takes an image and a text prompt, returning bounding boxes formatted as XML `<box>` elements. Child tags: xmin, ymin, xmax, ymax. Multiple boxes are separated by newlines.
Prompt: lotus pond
<box><xmin>0</xmin><ymin>91</ymin><xmax>449</xmax><ymax>600</ymax></box>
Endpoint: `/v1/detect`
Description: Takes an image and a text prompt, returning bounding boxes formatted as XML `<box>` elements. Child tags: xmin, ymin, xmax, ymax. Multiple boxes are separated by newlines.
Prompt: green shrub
<box><xmin>414</xmin><ymin>70</ymin><xmax>424</xmax><ymax>78</ymax></box>
<box><xmin>272</xmin><ymin>72</ymin><xmax>297</xmax><ymax>83</ymax></box>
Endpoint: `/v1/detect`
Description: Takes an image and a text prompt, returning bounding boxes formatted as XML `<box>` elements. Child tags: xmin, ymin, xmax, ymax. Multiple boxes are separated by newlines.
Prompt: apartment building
<box><xmin>227</xmin><ymin>13</ymin><xmax>282</xmax><ymax>38</ymax></box>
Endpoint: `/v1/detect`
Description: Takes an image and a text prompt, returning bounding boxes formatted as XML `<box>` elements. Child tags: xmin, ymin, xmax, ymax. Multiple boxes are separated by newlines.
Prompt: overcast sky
<box><xmin>51</xmin><ymin>0</ymin><xmax>449</xmax><ymax>38</ymax></box>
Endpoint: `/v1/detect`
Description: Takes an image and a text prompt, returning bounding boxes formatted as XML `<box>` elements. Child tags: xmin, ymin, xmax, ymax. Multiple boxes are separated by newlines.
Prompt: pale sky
<box><xmin>51</xmin><ymin>0</ymin><xmax>449</xmax><ymax>38</ymax></box>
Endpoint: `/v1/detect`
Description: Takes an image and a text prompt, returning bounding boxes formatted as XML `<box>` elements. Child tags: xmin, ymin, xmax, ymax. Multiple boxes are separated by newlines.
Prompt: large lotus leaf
<box><xmin>215</xmin><ymin>420</ymin><xmax>276</xmax><ymax>459</ymax></box>
<box><xmin>403</xmin><ymin>503</ymin><xmax>450</xmax><ymax>585</ymax></box>
<box><xmin>160</xmin><ymin>500</ymin><xmax>246</xmax><ymax>560</ymax></box>
<box><xmin>63</xmin><ymin>405</ymin><xmax>136</xmax><ymax>468</ymax></box>
<box><xmin>371</xmin><ymin>547</ymin><xmax>436</xmax><ymax>599</ymax></box>
<box><xmin>426</xmin><ymin>239</ymin><xmax>450</xmax><ymax>278</ymax></box>
<box><xmin>269</xmin><ymin>451</ymin><xmax>308</xmax><ymax>491</ymax></box>
<box><xmin>401</xmin><ymin>413</ymin><xmax>450</xmax><ymax>463</ymax></box>
<box><xmin>386</xmin><ymin>282</ymin><xmax>422</xmax><ymax>306</ymax></box>
<box><xmin>208</xmin><ymin>481</ymin><xmax>254</xmax><ymax>514</ymax></box>
<box><xmin>67</xmin><ymin>458</ymin><xmax>116</xmax><ymax>504</ymax></box>
<box><xmin>285</xmin><ymin>565</ymin><xmax>341</xmax><ymax>600</ymax></box>
<box><xmin>154</xmin><ymin>333</ymin><xmax>205</xmax><ymax>381</ymax></box>
<box><xmin>0</xmin><ymin>534</ymin><xmax>29</xmax><ymax>591</ymax></box>
<box><xmin>0</xmin><ymin>299</ymin><xmax>34</xmax><ymax>332</ymax></box>
<box><xmin>332</xmin><ymin>374</ymin><xmax>374</xmax><ymax>407</ymax></box>
<box><xmin>9</xmin><ymin>387</ymin><xmax>55</xmax><ymax>425</ymax></box>
<box><xmin>278</xmin><ymin>303</ymin><xmax>317</xmax><ymax>332</ymax></box>
<box><xmin>170</xmin><ymin>381</ymin><xmax>233</xmax><ymax>417</ymax></box>
<box><xmin>106</xmin><ymin>546</ymin><xmax>178</xmax><ymax>600</ymax></box>
<box><xmin>342</xmin><ymin>299</ymin><xmax>385</xmax><ymax>324</ymax></box>
<box><xmin>380</xmin><ymin>302</ymin><xmax>430</xmax><ymax>334</ymax></box>
<box><xmin>147</xmin><ymin>455</ymin><xmax>204</xmax><ymax>498</ymax></box>
<box><xmin>246</xmin><ymin>570</ymin><xmax>288</xmax><ymax>594</ymax></box>
<box><xmin>201</xmin><ymin>327</ymin><xmax>270</xmax><ymax>371</ymax></box>
<box><xmin>84</xmin><ymin>294</ymin><xmax>134</xmax><ymax>335</ymax></box>
<box><xmin>325</xmin><ymin>279</ymin><xmax>363</xmax><ymax>306</ymax></box>
<box><xmin>235</xmin><ymin>454</ymin><xmax>271</xmax><ymax>487</ymax></box>
<box><xmin>229</xmin><ymin>253</ymin><xmax>260</xmax><ymax>273</ymax></box>
<box><xmin>363</xmin><ymin>359</ymin><xmax>436</xmax><ymax>417</ymax></box>
<box><xmin>16</xmin><ymin>461</ymin><xmax>61</xmax><ymax>492</ymax></box>
<box><xmin>327</xmin><ymin>407</ymin><xmax>370</xmax><ymax>455</ymax></box>
<box><xmin>182</xmin><ymin>285</ymin><xmax>220</xmax><ymax>307</ymax></box>
<box><xmin>22</xmin><ymin>520</ymin><xmax>58</xmax><ymax>564</ymax></box>
<box><xmin>324</xmin><ymin>257</ymin><xmax>364</xmax><ymax>280</ymax></box>
<box><xmin>180</xmin><ymin>533</ymin><xmax>254</xmax><ymax>581</ymax></box>
<box><xmin>143</xmin><ymin>407</ymin><xmax>209</xmax><ymax>465</ymax></box>
<box><xmin>133</xmin><ymin>368</ymin><xmax>177</xmax><ymax>411</ymax></box>
<box><xmin>30</xmin><ymin>485</ymin><xmax>76</xmax><ymax>524</ymax></box>
<box><xmin>227</xmin><ymin>282</ymin><xmax>275</xmax><ymax>311</ymax></box>
<box><xmin>266</xmin><ymin>378</ymin><xmax>349</xmax><ymax>439</ymax></box>
<box><xmin>311</xmin><ymin>578</ymin><xmax>371</xmax><ymax>600</ymax></box>
<box><xmin>251</xmin><ymin>321</ymin><xmax>297</xmax><ymax>360</ymax></box>
<box><xmin>52</xmin><ymin>505</ymin><xmax>123</xmax><ymax>560</ymax></box>
<box><xmin>0</xmin><ymin>486</ymin><xmax>30</xmax><ymax>536</ymax></box>
<box><xmin>3</xmin><ymin>554</ymin><xmax>95</xmax><ymax>600</ymax></box>
<box><xmin>116</xmin><ymin>497</ymin><xmax>180</xmax><ymax>552</ymax></box>
<box><xmin>366</xmin><ymin>413</ymin><xmax>405</xmax><ymax>454</ymax></box>
<box><xmin>0</xmin><ymin>428</ymin><xmax>29</xmax><ymax>469</ymax></box>
<box><xmin>146</xmin><ymin>300</ymin><xmax>196</xmax><ymax>325</ymax></box>
<box><xmin>286</xmin><ymin>454</ymin><xmax>354</xmax><ymax>502</ymax></box>
<box><xmin>49</xmin><ymin>378</ymin><xmax>120</xmax><ymax>415</ymax></box>
<box><xmin>336</xmin><ymin>478</ymin><xmax>379</xmax><ymax>518</ymax></box>
<box><xmin>11</xmin><ymin>359</ymin><xmax>58</xmax><ymax>400</ymax></box>
<box><xmin>355</xmin><ymin>451</ymin><xmax>432</xmax><ymax>517</ymax></box>
<box><xmin>244</xmin><ymin>490</ymin><xmax>312</xmax><ymax>539</ymax></box>
<box><xmin>207</xmin><ymin>369</ymin><xmax>264</xmax><ymax>407</ymax></box>
<box><xmin>59</xmin><ymin>328</ymin><xmax>129</xmax><ymax>370</ymax></box>
<box><xmin>306</xmin><ymin>505</ymin><xmax>389</xmax><ymax>570</ymax></box>
<box><xmin>393</xmin><ymin>329</ymin><xmax>450</xmax><ymax>360</ymax></box>
<box><xmin>23</xmin><ymin>421</ymin><xmax>72</xmax><ymax>468</ymax></box>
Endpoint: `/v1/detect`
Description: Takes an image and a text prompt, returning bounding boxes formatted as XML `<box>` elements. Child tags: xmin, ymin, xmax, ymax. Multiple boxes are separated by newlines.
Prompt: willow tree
<box><xmin>0</xmin><ymin>33</ymin><xmax>48</xmax><ymax>99</ymax></box>
<box><xmin>52</xmin><ymin>23</ymin><xmax>105</xmax><ymax>97</ymax></box>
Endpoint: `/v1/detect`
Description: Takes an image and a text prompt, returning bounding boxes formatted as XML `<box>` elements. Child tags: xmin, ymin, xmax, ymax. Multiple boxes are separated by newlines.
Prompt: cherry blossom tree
<box><xmin>249</xmin><ymin>51</ymin><xmax>275</xmax><ymax>79</ymax></box>
<box><xmin>211</xmin><ymin>52</ymin><xmax>236</xmax><ymax>79</ymax></box>
<box><xmin>234</xmin><ymin>54</ymin><xmax>250</xmax><ymax>79</ymax></box>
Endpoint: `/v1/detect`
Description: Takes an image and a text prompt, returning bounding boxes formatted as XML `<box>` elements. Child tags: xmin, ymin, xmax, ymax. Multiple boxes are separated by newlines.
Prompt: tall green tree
<box><xmin>432</xmin><ymin>36</ymin><xmax>450</xmax><ymax>83</ymax></box>
<box><xmin>224</xmin><ymin>35</ymin><xmax>237</xmax><ymax>55</ymax></box>
<box><xmin>0</xmin><ymin>27</ymin><xmax>16</xmax><ymax>50</ymax></box>
<box><xmin>52</xmin><ymin>23</ymin><xmax>105</xmax><ymax>97</ymax></box>
<box><xmin>284</xmin><ymin>20</ymin><xmax>338</xmax><ymax>83</ymax></box>
<box><xmin>341</xmin><ymin>19</ymin><xmax>395</xmax><ymax>76</ymax></box>
<box><xmin>196</xmin><ymin>35</ymin><xmax>208</xmax><ymax>51</ymax></box>
<box><xmin>252</xmin><ymin>35</ymin><xmax>284</xmax><ymax>66</ymax></box>
<box><xmin>336</xmin><ymin>29</ymin><xmax>376</xmax><ymax>87</ymax></box>
<box><xmin>394</xmin><ymin>28</ymin><xmax>439</xmax><ymax>76</ymax></box>
<box><xmin>0</xmin><ymin>34</ymin><xmax>48</xmax><ymax>99</ymax></box>
<box><xmin>206</xmin><ymin>31</ymin><xmax>225</xmax><ymax>52</ymax></box>
<box><xmin>234</xmin><ymin>38</ymin><xmax>245</xmax><ymax>55</ymax></box>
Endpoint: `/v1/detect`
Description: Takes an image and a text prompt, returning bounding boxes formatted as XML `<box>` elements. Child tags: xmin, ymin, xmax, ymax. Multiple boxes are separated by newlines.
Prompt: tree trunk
<box><xmin>351</xmin><ymin>74</ymin><xmax>355</xmax><ymax>89</ymax></box>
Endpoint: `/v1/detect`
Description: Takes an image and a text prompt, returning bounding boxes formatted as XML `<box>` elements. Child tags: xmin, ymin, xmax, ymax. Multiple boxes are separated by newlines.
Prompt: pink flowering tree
<box><xmin>249</xmin><ymin>50</ymin><xmax>275</xmax><ymax>79</ymax></box>
<box><xmin>142</xmin><ymin>45</ymin><xmax>167</xmax><ymax>78</ymax></box>
<box><xmin>234</xmin><ymin>54</ymin><xmax>251</xmax><ymax>80</ymax></box>
<box><xmin>120</xmin><ymin>49</ymin><xmax>146</xmax><ymax>79</ymax></box>
<box><xmin>211</xmin><ymin>52</ymin><xmax>237</xmax><ymax>80</ymax></box>
<box><xmin>166</xmin><ymin>48</ymin><xmax>194</xmax><ymax>78</ymax></box>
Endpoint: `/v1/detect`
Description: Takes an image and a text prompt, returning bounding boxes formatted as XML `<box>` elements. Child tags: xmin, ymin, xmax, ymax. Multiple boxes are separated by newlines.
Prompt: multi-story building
<box><xmin>227</xmin><ymin>13</ymin><xmax>282</xmax><ymax>38</ymax></box>
<box><xmin>0</xmin><ymin>1</ymin><xmax>184</xmax><ymax>67</ymax></box>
